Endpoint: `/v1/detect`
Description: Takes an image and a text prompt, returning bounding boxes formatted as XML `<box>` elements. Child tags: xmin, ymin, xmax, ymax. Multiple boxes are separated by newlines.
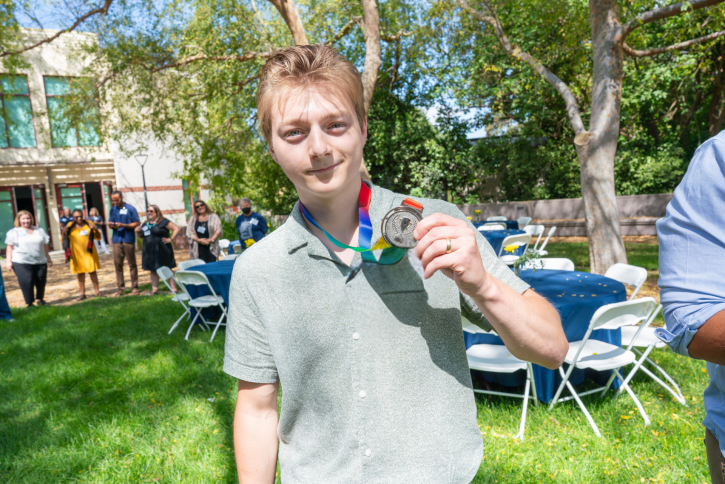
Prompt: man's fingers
<box><xmin>419</xmin><ymin>237</ymin><xmax>459</xmax><ymax>267</ymax></box>
<box><xmin>414</xmin><ymin>225</ymin><xmax>465</xmax><ymax>259</ymax></box>
<box><xmin>414</xmin><ymin>213</ymin><xmax>467</xmax><ymax>241</ymax></box>
<box><xmin>423</xmin><ymin>252</ymin><xmax>461</xmax><ymax>279</ymax></box>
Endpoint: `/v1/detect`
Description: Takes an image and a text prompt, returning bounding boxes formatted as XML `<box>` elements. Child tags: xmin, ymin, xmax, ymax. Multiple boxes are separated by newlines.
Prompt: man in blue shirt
<box><xmin>235</xmin><ymin>197</ymin><xmax>268</xmax><ymax>248</ymax></box>
<box><xmin>108</xmin><ymin>191</ymin><xmax>141</xmax><ymax>296</ymax></box>
<box><xmin>59</xmin><ymin>208</ymin><xmax>73</xmax><ymax>227</ymax></box>
<box><xmin>656</xmin><ymin>131</ymin><xmax>725</xmax><ymax>484</ymax></box>
<box><xmin>0</xmin><ymin>269</ymin><xmax>14</xmax><ymax>322</ymax></box>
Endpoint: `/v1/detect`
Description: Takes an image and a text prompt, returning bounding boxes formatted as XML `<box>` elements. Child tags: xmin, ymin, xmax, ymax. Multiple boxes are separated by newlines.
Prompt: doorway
<box><xmin>14</xmin><ymin>186</ymin><xmax>34</xmax><ymax>214</ymax></box>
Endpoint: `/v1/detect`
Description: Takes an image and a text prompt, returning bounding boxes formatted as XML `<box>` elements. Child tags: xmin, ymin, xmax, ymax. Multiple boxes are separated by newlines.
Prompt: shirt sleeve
<box><xmin>224</xmin><ymin>261</ymin><xmax>279</xmax><ymax>383</ymax></box>
<box><xmin>4</xmin><ymin>228</ymin><xmax>17</xmax><ymax>247</ymax></box>
<box><xmin>129</xmin><ymin>206</ymin><xmax>140</xmax><ymax>223</ymax></box>
<box><xmin>260</xmin><ymin>215</ymin><xmax>269</xmax><ymax>234</ymax></box>
<box><xmin>433</xmin><ymin>201</ymin><xmax>530</xmax><ymax>332</ymax></box>
<box><xmin>108</xmin><ymin>208</ymin><xmax>117</xmax><ymax>223</ymax></box>
<box><xmin>655</xmin><ymin>135</ymin><xmax>725</xmax><ymax>357</ymax></box>
<box><xmin>40</xmin><ymin>228</ymin><xmax>49</xmax><ymax>245</ymax></box>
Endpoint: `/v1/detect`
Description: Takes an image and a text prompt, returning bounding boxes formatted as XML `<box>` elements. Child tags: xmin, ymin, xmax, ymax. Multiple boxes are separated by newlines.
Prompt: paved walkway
<box><xmin>3</xmin><ymin>248</ymin><xmax>191</xmax><ymax>307</ymax></box>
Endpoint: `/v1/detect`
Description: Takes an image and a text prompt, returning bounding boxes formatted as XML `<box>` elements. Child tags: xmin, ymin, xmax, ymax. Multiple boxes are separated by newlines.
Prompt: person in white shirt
<box><xmin>4</xmin><ymin>210</ymin><xmax>52</xmax><ymax>307</ymax></box>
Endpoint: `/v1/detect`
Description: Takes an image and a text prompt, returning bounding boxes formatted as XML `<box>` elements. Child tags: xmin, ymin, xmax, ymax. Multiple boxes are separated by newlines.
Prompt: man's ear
<box><xmin>268</xmin><ymin>143</ymin><xmax>280</xmax><ymax>165</ymax></box>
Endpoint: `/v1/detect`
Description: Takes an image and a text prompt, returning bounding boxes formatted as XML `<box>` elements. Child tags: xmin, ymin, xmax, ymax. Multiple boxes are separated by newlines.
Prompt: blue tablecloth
<box><xmin>464</xmin><ymin>269</ymin><xmax>627</xmax><ymax>403</ymax></box>
<box><xmin>480</xmin><ymin>229</ymin><xmax>527</xmax><ymax>256</ymax></box>
<box><xmin>474</xmin><ymin>220</ymin><xmax>519</xmax><ymax>230</ymax></box>
<box><xmin>183</xmin><ymin>260</ymin><xmax>235</xmax><ymax>318</ymax></box>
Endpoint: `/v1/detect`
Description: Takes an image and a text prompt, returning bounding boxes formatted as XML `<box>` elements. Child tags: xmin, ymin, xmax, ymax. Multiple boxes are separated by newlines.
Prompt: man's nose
<box><xmin>307</xmin><ymin>126</ymin><xmax>331</xmax><ymax>159</ymax></box>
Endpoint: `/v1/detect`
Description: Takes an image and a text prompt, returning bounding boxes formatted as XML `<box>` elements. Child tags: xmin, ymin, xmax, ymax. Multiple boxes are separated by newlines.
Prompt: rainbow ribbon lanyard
<box><xmin>299</xmin><ymin>181</ymin><xmax>408</xmax><ymax>265</ymax></box>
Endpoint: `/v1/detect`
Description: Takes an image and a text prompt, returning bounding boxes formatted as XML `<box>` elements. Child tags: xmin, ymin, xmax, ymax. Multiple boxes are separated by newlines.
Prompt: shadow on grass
<box><xmin>0</xmin><ymin>296</ymin><xmax>238</xmax><ymax>483</ymax></box>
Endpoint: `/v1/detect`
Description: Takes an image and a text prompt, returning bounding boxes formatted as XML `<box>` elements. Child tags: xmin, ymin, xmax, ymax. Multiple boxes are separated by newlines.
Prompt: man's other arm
<box><xmin>688</xmin><ymin>309</ymin><xmax>725</xmax><ymax>365</ymax></box>
<box><xmin>234</xmin><ymin>380</ymin><xmax>279</xmax><ymax>484</ymax></box>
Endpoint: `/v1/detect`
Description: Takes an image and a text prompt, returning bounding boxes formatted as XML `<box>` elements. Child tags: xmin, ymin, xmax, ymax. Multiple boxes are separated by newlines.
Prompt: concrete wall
<box><xmin>458</xmin><ymin>193</ymin><xmax>674</xmax><ymax>236</ymax></box>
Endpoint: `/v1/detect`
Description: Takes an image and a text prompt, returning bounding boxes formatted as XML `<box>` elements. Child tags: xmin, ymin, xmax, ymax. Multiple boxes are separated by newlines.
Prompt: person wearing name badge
<box><xmin>224</xmin><ymin>45</ymin><xmax>568</xmax><ymax>484</ymax></box>
<box><xmin>108</xmin><ymin>191</ymin><xmax>141</xmax><ymax>296</ymax></box>
<box><xmin>136</xmin><ymin>204</ymin><xmax>180</xmax><ymax>294</ymax></box>
<box><xmin>59</xmin><ymin>207</ymin><xmax>73</xmax><ymax>228</ymax></box>
<box><xmin>186</xmin><ymin>200</ymin><xmax>222</xmax><ymax>263</ymax></box>
<box><xmin>62</xmin><ymin>210</ymin><xmax>102</xmax><ymax>301</ymax></box>
<box><xmin>4</xmin><ymin>210</ymin><xmax>52</xmax><ymax>307</ymax></box>
<box><xmin>88</xmin><ymin>207</ymin><xmax>111</xmax><ymax>255</ymax></box>
<box><xmin>656</xmin><ymin>131</ymin><xmax>725</xmax><ymax>484</ymax></box>
<box><xmin>235</xmin><ymin>197</ymin><xmax>268</xmax><ymax>249</ymax></box>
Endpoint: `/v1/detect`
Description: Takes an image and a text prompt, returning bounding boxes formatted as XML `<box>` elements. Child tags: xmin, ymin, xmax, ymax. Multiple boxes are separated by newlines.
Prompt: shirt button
<box><xmin>353</xmin><ymin>332</ymin><xmax>360</xmax><ymax>340</ymax></box>
<box><xmin>359</xmin><ymin>390</ymin><xmax>366</xmax><ymax>398</ymax></box>
<box><xmin>365</xmin><ymin>448</ymin><xmax>372</xmax><ymax>457</ymax></box>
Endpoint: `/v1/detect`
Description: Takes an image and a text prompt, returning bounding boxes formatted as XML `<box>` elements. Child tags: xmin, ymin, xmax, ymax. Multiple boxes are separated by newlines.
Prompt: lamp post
<box><xmin>134</xmin><ymin>154</ymin><xmax>149</xmax><ymax>212</ymax></box>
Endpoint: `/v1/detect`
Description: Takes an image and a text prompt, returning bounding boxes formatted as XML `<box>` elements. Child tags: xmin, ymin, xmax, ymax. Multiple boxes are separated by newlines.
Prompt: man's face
<box><xmin>240</xmin><ymin>201</ymin><xmax>251</xmax><ymax>212</ymax></box>
<box><xmin>268</xmin><ymin>86</ymin><xmax>366</xmax><ymax>203</ymax></box>
<box><xmin>111</xmin><ymin>194</ymin><xmax>124</xmax><ymax>208</ymax></box>
<box><xmin>63</xmin><ymin>208</ymin><xmax>71</xmax><ymax>217</ymax></box>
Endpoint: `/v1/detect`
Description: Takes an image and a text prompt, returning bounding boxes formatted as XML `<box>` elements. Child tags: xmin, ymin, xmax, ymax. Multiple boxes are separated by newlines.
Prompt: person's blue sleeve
<box><xmin>655</xmin><ymin>133</ymin><xmax>725</xmax><ymax>357</ymax></box>
<box><xmin>259</xmin><ymin>214</ymin><xmax>268</xmax><ymax>234</ymax></box>
<box><xmin>108</xmin><ymin>207</ymin><xmax>117</xmax><ymax>223</ymax></box>
<box><xmin>235</xmin><ymin>214</ymin><xmax>243</xmax><ymax>231</ymax></box>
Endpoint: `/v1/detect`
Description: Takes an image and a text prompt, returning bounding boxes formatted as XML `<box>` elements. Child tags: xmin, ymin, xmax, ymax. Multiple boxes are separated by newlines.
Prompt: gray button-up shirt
<box><xmin>223</xmin><ymin>183</ymin><xmax>529</xmax><ymax>484</ymax></box>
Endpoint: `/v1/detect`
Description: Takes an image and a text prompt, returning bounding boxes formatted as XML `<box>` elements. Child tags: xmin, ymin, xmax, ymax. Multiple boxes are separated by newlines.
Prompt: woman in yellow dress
<box><xmin>62</xmin><ymin>209</ymin><xmax>102</xmax><ymax>301</ymax></box>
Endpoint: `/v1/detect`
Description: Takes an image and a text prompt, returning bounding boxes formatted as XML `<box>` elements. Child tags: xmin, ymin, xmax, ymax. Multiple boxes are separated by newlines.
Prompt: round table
<box><xmin>479</xmin><ymin>229</ymin><xmax>527</xmax><ymax>256</ymax></box>
<box><xmin>183</xmin><ymin>259</ymin><xmax>236</xmax><ymax>318</ymax></box>
<box><xmin>464</xmin><ymin>269</ymin><xmax>627</xmax><ymax>403</ymax></box>
<box><xmin>474</xmin><ymin>220</ymin><xmax>519</xmax><ymax>231</ymax></box>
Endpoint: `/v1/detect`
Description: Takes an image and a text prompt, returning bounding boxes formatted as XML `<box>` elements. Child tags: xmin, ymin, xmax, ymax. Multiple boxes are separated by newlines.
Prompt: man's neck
<box><xmin>299</xmin><ymin>179</ymin><xmax>362</xmax><ymax>251</ymax></box>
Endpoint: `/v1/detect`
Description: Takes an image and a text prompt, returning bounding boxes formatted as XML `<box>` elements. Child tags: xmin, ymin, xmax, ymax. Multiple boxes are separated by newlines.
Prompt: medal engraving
<box><xmin>382</xmin><ymin>205</ymin><xmax>422</xmax><ymax>249</ymax></box>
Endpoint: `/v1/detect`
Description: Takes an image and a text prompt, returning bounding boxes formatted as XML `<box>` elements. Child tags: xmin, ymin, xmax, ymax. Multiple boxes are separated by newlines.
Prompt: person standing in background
<box><xmin>59</xmin><ymin>207</ymin><xmax>73</xmax><ymax>227</ymax></box>
<box><xmin>108</xmin><ymin>191</ymin><xmax>140</xmax><ymax>296</ymax></box>
<box><xmin>88</xmin><ymin>207</ymin><xmax>111</xmax><ymax>255</ymax></box>
<box><xmin>4</xmin><ymin>210</ymin><xmax>52</xmax><ymax>307</ymax></box>
<box><xmin>0</xmin><ymin>269</ymin><xmax>13</xmax><ymax>322</ymax></box>
<box><xmin>235</xmin><ymin>197</ymin><xmax>268</xmax><ymax>249</ymax></box>
<box><xmin>62</xmin><ymin>209</ymin><xmax>102</xmax><ymax>301</ymax></box>
<box><xmin>136</xmin><ymin>204</ymin><xmax>179</xmax><ymax>294</ymax></box>
<box><xmin>186</xmin><ymin>200</ymin><xmax>222</xmax><ymax>263</ymax></box>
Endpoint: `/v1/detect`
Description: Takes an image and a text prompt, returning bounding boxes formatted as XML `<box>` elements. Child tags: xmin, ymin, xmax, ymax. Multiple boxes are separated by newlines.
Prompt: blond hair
<box><xmin>256</xmin><ymin>45</ymin><xmax>364</xmax><ymax>143</ymax></box>
<box><xmin>14</xmin><ymin>210</ymin><xmax>35</xmax><ymax>227</ymax></box>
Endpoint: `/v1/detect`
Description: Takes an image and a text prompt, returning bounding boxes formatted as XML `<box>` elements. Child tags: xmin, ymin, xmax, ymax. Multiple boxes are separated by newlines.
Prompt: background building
<box><xmin>0</xmin><ymin>28</ymin><xmax>202</xmax><ymax>255</ymax></box>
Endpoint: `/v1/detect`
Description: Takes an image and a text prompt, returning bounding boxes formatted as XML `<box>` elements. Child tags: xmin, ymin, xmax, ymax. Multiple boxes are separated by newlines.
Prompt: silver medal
<box><xmin>381</xmin><ymin>205</ymin><xmax>422</xmax><ymax>249</ymax></box>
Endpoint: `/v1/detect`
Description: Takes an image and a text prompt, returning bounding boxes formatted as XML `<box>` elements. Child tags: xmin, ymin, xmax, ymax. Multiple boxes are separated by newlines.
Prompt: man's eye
<box><xmin>330</xmin><ymin>123</ymin><xmax>345</xmax><ymax>130</ymax></box>
<box><xmin>285</xmin><ymin>129</ymin><xmax>302</xmax><ymax>138</ymax></box>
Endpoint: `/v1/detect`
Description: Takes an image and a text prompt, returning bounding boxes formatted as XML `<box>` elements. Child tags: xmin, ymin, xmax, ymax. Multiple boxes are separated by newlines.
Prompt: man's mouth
<box><xmin>308</xmin><ymin>160</ymin><xmax>343</xmax><ymax>174</ymax></box>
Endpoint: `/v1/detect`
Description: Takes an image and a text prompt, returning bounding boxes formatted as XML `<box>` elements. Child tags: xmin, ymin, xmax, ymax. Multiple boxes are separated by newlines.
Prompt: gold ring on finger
<box><xmin>445</xmin><ymin>238</ymin><xmax>452</xmax><ymax>254</ymax></box>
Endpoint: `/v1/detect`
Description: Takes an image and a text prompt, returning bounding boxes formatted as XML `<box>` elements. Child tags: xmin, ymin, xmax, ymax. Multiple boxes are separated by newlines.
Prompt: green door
<box><xmin>59</xmin><ymin>186</ymin><xmax>85</xmax><ymax>214</ymax></box>
<box><xmin>34</xmin><ymin>188</ymin><xmax>48</xmax><ymax>233</ymax></box>
<box><xmin>0</xmin><ymin>190</ymin><xmax>15</xmax><ymax>251</ymax></box>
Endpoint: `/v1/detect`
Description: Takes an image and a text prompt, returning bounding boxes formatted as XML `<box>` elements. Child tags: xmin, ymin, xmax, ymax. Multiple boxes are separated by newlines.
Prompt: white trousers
<box><xmin>94</xmin><ymin>238</ymin><xmax>110</xmax><ymax>254</ymax></box>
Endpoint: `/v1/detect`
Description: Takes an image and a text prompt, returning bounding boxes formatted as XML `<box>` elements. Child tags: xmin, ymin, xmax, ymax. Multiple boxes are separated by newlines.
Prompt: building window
<box><xmin>0</xmin><ymin>75</ymin><xmax>37</xmax><ymax>149</ymax></box>
<box><xmin>44</xmin><ymin>76</ymin><xmax>101</xmax><ymax>148</ymax></box>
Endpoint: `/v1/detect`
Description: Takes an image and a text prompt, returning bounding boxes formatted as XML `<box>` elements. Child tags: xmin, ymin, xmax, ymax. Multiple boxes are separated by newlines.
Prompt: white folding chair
<box><xmin>602</xmin><ymin>304</ymin><xmax>686</xmax><ymax>405</ymax></box>
<box><xmin>175</xmin><ymin>270</ymin><xmax>228</xmax><ymax>342</ymax></box>
<box><xmin>487</xmin><ymin>216</ymin><xmax>508</xmax><ymax>221</ymax></box>
<box><xmin>523</xmin><ymin>224</ymin><xmax>545</xmax><ymax>250</ymax></box>
<box><xmin>179</xmin><ymin>258</ymin><xmax>206</xmax><ymax>270</ymax></box>
<box><xmin>517</xmin><ymin>216</ymin><xmax>532</xmax><ymax>228</ymax></box>
<box><xmin>157</xmin><ymin>266</ymin><xmax>191</xmax><ymax>335</ymax></box>
<box><xmin>549</xmin><ymin>297</ymin><xmax>657</xmax><ymax>437</ymax></box>
<box><xmin>479</xmin><ymin>224</ymin><xmax>506</xmax><ymax>232</ymax></box>
<box><xmin>232</xmin><ymin>244</ymin><xmax>243</xmax><ymax>254</ymax></box>
<box><xmin>218</xmin><ymin>239</ymin><xmax>231</xmax><ymax>259</ymax></box>
<box><xmin>497</xmin><ymin>234</ymin><xmax>531</xmax><ymax>266</ymax></box>
<box><xmin>522</xmin><ymin>258</ymin><xmax>575</xmax><ymax>271</ymax></box>
<box><xmin>604</xmin><ymin>263</ymin><xmax>648</xmax><ymax>300</ymax></box>
<box><xmin>467</xmin><ymin>344</ymin><xmax>538</xmax><ymax>441</ymax></box>
<box><xmin>224</xmin><ymin>254</ymin><xmax>240</xmax><ymax>261</ymax></box>
<box><xmin>535</xmin><ymin>226</ymin><xmax>556</xmax><ymax>256</ymax></box>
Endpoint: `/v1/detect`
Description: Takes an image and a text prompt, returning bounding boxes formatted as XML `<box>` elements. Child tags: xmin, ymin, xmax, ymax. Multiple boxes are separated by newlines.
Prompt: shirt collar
<box><xmin>284</xmin><ymin>181</ymin><xmax>399</xmax><ymax>261</ymax></box>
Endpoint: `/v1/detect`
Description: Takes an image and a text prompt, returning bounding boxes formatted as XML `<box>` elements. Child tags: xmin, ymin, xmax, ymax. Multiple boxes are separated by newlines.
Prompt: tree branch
<box><xmin>326</xmin><ymin>17</ymin><xmax>361</xmax><ymax>45</ymax></box>
<box><xmin>622</xmin><ymin>0</ymin><xmax>725</xmax><ymax>39</ymax></box>
<box><xmin>360</xmin><ymin>0</ymin><xmax>382</xmax><ymax>116</ymax></box>
<box><xmin>381</xmin><ymin>30</ymin><xmax>413</xmax><ymax>42</ymax></box>
<box><xmin>266</xmin><ymin>0</ymin><xmax>308</xmax><ymax>45</ymax></box>
<box><xmin>623</xmin><ymin>29</ymin><xmax>725</xmax><ymax>57</ymax></box>
<box><xmin>0</xmin><ymin>0</ymin><xmax>113</xmax><ymax>58</ymax></box>
<box><xmin>150</xmin><ymin>51</ymin><xmax>277</xmax><ymax>73</ymax></box>
<box><xmin>457</xmin><ymin>0</ymin><xmax>586</xmax><ymax>135</ymax></box>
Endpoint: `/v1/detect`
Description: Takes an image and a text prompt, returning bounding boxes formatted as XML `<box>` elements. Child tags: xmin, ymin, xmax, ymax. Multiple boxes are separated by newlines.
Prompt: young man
<box><xmin>656</xmin><ymin>131</ymin><xmax>725</xmax><ymax>484</ymax></box>
<box><xmin>235</xmin><ymin>197</ymin><xmax>268</xmax><ymax>248</ymax></box>
<box><xmin>108</xmin><ymin>191</ymin><xmax>140</xmax><ymax>296</ymax></box>
<box><xmin>224</xmin><ymin>45</ymin><xmax>568</xmax><ymax>484</ymax></box>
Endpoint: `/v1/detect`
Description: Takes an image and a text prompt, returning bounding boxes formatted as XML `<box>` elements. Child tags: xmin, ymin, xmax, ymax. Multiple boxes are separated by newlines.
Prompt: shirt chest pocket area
<box><xmin>364</xmin><ymin>256</ymin><xmax>426</xmax><ymax>296</ymax></box>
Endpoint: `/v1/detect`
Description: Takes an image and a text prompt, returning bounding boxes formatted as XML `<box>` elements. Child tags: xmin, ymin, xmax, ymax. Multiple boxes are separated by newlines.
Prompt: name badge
<box><xmin>197</xmin><ymin>226</ymin><xmax>207</xmax><ymax>234</ymax></box>
<box><xmin>119</xmin><ymin>208</ymin><xmax>128</xmax><ymax>215</ymax></box>
<box><xmin>143</xmin><ymin>229</ymin><xmax>151</xmax><ymax>237</ymax></box>
<box><xmin>250</xmin><ymin>218</ymin><xmax>259</xmax><ymax>226</ymax></box>
<box><xmin>80</xmin><ymin>230</ymin><xmax>88</xmax><ymax>236</ymax></box>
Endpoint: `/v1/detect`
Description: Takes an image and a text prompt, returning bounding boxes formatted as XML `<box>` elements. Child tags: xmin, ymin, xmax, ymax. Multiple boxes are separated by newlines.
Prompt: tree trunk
<box><xmin>359</xmin><ymin>0</ymin><xmax>382</xmax><ymax>180</ymax></box>
<box><xmin>709</xmin><ymin>43</ymin><xmax>725</xmax><ymax>137</ymax></box>
<box><xmin>580</xmin><ymin>0</ymin><xmax>628</xmax><ymax>274</ymax></box>
<box><xmin>267</xmin><ymin>0</ymin><xmax>308</xmax><ymax>45</ymax></box>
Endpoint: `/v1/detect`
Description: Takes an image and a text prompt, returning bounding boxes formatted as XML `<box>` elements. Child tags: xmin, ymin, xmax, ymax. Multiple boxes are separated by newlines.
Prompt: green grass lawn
<box><xmin>0</xmin><ymin>272</ymin><xmax>712</xmax><ymax>483</ymax></box>
<box><xmin>545</xmin><ymin>242</ymin><xmax>660</xmax><ymax>272</ymax></box>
